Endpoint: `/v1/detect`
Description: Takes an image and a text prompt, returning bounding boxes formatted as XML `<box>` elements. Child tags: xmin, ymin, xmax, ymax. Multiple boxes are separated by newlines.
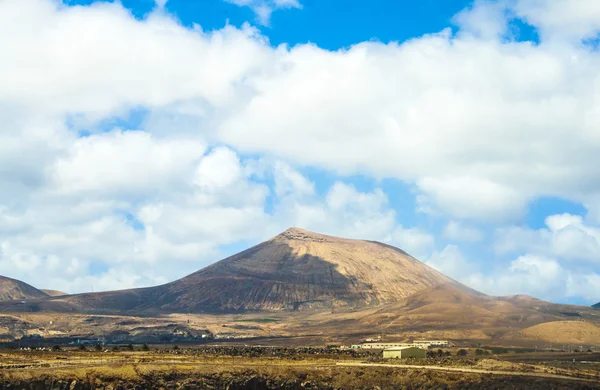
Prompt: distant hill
<box><xmin>0</xmin><ymin>276</ymin><xmax>49</xmax><ymax>301</ymax></box>
<box><xmin>41</xmin><ymin>290</ymin><xmax>68</xmax><ymax>297</ymax></box>
<box><xmin>593</xmin><ymin>302</ymin><xmax>600</xmax><ymax>309</ymax></box>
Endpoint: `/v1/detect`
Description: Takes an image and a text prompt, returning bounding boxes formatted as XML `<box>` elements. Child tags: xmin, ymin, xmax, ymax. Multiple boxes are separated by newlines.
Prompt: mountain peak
<box><xmin>274</xmin><ymin>227</ymin><xmax>342</xmax><ymax>243</ymax></box>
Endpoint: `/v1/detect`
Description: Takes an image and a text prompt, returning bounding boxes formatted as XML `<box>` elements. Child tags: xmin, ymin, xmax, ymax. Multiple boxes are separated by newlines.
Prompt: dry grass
<box><xmin>520</xmin><ymin>321</ymin><xmax>600</xmax><ymax>344</ymax></box>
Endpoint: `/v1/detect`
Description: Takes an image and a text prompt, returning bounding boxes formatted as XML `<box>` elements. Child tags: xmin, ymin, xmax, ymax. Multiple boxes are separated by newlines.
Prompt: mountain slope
<box><xmin>295</xmin><ymin>283</ymin><xmax>600</xmax><ymax>341</ymax></box>
<box><xmin>47</xmin><ymin>228</ymin><xmax>455</xmax><ymax>313</ymax></box>
<box><xmin>41</xmin><ymin>290</ymin><xmax>68</xmax><ymax>297</ymax></box>
<box><xmin>0</xmin><ymin>276</ymin><xmax>49</xmax><ymax>301</ymax></box>
<box><xmin>593</xmin><ymin>302</ymin><xmax>600</xmax><ymax>309</ymax></box>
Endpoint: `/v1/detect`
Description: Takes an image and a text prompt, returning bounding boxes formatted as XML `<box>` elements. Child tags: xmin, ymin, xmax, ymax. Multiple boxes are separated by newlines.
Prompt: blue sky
<box><xmin>1</xmin><ymin>0</ymin><xmax>600</xmax><ymax>305</ymax></box>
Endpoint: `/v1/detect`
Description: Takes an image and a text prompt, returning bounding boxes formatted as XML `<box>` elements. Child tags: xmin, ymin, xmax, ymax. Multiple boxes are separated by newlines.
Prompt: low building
<box><xmin>361</xmin><ymin>342</ymin><xmax>415</xmax><ymax>349</ymax></box>
<box><xmin>383</xmin><ymin>347</ymin><xmax>426</xmax><ymax>359</ymax></box>
<box><xmin>414</xmin><ymin>340</ymin><xmax>449</xmax><ymax>348</ymax></box>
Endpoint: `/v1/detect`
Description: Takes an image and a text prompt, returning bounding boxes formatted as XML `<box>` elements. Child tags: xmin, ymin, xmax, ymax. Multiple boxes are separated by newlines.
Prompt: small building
<box><xmin>414</xmin><ymin>340</ymin><xmax>449</xmax><ymax>348</ymax></box>
<box><xmin>383</xmin><ymin>347</ymin><xmax>427</xmax><ymax>359</ymax></box>
<box><xmin>361</xmin><ymin>342</ymin><xmax>415</xmax><ymax>349</ymax></box>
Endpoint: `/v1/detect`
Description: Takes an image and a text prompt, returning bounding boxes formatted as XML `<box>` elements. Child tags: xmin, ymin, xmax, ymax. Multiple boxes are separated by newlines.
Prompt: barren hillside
<box><xmin>41</xmin><ymin>290</ymin><xmax>68</xmax><ymax>297</ymax></box>
<box><xmin>520</xmin><ymin>321</ymin><xmax>600</xmax><ymax>345</ymax></box>
<box><xmin>0</xmin><ymin>276</ymin><xmax>49</xmax><ymax>301</ymax></box>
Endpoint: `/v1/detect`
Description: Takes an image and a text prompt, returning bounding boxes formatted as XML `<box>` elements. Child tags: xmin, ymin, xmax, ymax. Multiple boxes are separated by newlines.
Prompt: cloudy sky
<box><xmin>1</xmin><ymin>0</ymin><xmax>599</xmax><ymax>305</ymax></box>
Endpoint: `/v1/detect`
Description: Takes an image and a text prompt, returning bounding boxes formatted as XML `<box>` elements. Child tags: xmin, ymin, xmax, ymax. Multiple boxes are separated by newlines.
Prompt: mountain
<box><xmin>0</xmin><ymin>275</ymin><xmax>49</xmax><ymax>301</ymax></box>
<box><xmin>1</xmin><ymin>228</ymin><xmax>599</xmax><ymax>345</ymax></box>
<box><xmin>594</xmin><ymin>302</ymin><xmax>600</xmax><ymax>309</ymax></box>
<box><xmin>45</xmin><ymin>227</ymin><xmax>454</xmax><ymax>313</ymax></box>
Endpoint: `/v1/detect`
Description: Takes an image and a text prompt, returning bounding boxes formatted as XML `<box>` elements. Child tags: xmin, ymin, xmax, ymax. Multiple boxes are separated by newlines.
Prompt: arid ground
<box><xmin>1</xmin><ymin>346</ymin><xmax>600</xmax><ymax>389</ymax></box>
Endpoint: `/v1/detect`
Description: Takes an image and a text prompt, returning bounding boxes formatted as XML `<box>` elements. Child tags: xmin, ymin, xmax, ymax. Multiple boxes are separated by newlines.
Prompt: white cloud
<box><xmin>417</xmin><ymin>177</ymin><xmax>528</xmax><ymax>222</ymax></box>
<box><xmin>155</xmin><ymin>0</ymin><xmax>168</xmax><ymax>9</ymax></box>
<box><xmin>226</xmin><ymin>0</ymin><xmax>302</xmax><ymax>25</ymax></box>
<box><xmin>468</xmin><ymin>254</ymin><xmax>600</xmax><ymax>303</ymax></box>
<box><xmin>0</xmin><ymin>0</ymin><xmax>599</xmax><ymax>304</ymax></box>
<box><xmin>51</xmin><ymin>130</ymin><xmax>205</xmax><ymax>197</ymax></box>
<box><xmin>426</xmin><ymin>245</ymin><xmax>478</xmax><ymax>282</ymax></box>
<box><xmin>442</xmin><ymin>221</ymin><xmax>484</xmax><ymax>242</ymax></box>
<box><xmin>3</xmin><ymin>0</ymin><xmax>600</xmax><ymax>224</ymax></box>
<box><xmin>453</xmin><ymin>0</ymin><xmax>510</xmax><ymax>40</ymax></box>
<box><xmin>495</xmin><ymin>213</ymin><xmax>600</xmax><ymax>264</ymax></box>
<box><xmin>391</xmin><ymin>227</ymin><xmax>435</xmax><ymax>259</ymax></box>
<box><xmin>272</xmin><ymin>161</ymin><xmax>315</xmax><ymax>199</ymax></box>
<box><xmin>513</xmin><ymin>0</ymin><xmax>600</xmax><ymax>42</ymax></box>
<box><xmin>427</xmin><ymin>247</ymin><xmax>600</xmax><ymax>303</ymax></box>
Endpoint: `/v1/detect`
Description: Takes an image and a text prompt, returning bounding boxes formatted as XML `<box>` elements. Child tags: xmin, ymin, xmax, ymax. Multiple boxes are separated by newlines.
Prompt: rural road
<box><xmin>336</xmin><ymin>362</ymin><xmax>600</xmax><ymax>383</ymax></box>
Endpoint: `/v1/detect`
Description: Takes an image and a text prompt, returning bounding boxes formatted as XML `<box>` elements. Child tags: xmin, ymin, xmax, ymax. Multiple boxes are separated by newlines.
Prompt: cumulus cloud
<box><xmin>426</xmin><ymin>247</ymin><xmax>600</xmax><ymax>303</ymax></box>
<box><xmin>3</xmin><ymin>0</ymin><xmax>600</xmax><ymax>223</ymax></box>
<box><xmin>0</xmin><ymin>0</ymin><xmax>599</xmax><ymax>304</ymax></box>
<box><xmin>426</xmin><ymin>245</ymin><xmax>477</xmax><ymax>282</ymax></box>
<box><xmin>442</xmin><ymin>221</ymin><xmax>484</xmax><ymax>242</ymax></box>
<box><xmin>495</xmin><ymin>213</ymin><xmax>600</xmax><ymax>264</ymax></box>
<box><xmin>468</xmin><ymin>255</ymin><xmax>600</xmax><ymax>302</ymax></box>
<box><xmin>513</xmin><ymin>0</ymin><xmax>600</xmax><ymax>42</ymax></box>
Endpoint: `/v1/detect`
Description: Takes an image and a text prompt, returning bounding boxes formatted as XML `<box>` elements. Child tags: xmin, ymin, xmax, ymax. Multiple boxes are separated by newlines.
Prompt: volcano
<box><xmin>49</xmin><ymin>228</ymin><xmax>456</xmax><ymax>313</ymax></box>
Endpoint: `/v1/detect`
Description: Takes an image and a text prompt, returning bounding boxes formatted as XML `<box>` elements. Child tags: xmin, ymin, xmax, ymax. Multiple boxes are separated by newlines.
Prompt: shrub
<box><xmin>142</xmin><ymin>344</ymin><xmax>150</xmax><ymax>351</ymax></box>
<box><xmin>456</xmin><ymin>349</ymin><xmax>468</xmax><ymax>357</ymax></box>
<box><xmin>78</xmin><ymin>344</ymin><xmax>86</xmax><ymax>351</ymax></box>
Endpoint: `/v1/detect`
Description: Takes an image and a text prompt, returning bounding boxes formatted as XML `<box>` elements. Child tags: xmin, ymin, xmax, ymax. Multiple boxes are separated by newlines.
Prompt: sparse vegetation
<box><xmin>0</xmin><ymin>349</ymin><xmax>597</xmax><ymax>389</ymax></box>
